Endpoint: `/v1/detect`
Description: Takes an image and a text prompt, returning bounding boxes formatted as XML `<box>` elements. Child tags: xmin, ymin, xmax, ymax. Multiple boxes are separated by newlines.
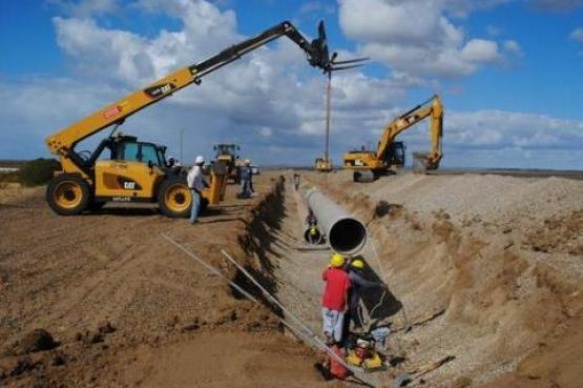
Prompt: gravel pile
<box><xmin>368</xmin><ymin>173</ymin><xmax>583</xmax><ymax>226</ymax></box>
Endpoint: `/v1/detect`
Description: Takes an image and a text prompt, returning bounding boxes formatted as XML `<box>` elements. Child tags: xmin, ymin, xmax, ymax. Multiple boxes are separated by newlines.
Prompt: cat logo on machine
<box><xmin>144</xmin><ymin>83</ymin><xmax>176</xmax><ymax>99</ymax></box>
<box><xmin>117</xmin><ymin>177</ymin><xmax>142</xmax><ymax>191</ymax></box>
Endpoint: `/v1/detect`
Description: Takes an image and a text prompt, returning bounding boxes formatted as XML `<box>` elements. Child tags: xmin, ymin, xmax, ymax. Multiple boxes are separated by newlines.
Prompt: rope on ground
<box><xmin>161</xmin><ymin>233</ymin><xmax>378</xmax><ymax>387</ymax></box>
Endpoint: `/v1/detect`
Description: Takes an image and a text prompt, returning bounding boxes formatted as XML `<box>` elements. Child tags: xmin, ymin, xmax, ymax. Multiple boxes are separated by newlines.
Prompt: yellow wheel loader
<box><xmin>314</xmin><ymin>157</ymin><xmax>333</xmax><ymax>172</ymax></box>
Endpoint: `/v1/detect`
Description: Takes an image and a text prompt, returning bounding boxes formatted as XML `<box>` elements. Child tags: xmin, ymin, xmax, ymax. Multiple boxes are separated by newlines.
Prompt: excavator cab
<box><xmin>384</xmin><ymin>141</ymin><xmax>406</xmax><ymax>168</ymax></box>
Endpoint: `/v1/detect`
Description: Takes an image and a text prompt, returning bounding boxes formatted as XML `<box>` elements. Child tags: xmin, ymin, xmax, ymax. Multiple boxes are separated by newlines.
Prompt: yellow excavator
<box><xmin>343</xmin><ymin>94</ymin><xmax>444</xmax><ymax>182</ymax></box>
<box><xmin>44</xmin><ymin>21</ymin><xmax>333</xmax><ymax>216</ymax></box>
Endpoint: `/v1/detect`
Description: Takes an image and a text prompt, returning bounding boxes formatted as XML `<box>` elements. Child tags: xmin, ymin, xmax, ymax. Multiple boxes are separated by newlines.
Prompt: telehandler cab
<box><xmin>45</xmin><ymin>20</ymin><xmax>334</xmax><ymax>217</ymax></box>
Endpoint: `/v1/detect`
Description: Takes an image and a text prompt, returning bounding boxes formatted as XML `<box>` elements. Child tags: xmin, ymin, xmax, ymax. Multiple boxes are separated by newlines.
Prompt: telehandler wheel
<box><xmin>158</xmin><ymin>178</ymin><xmax>191</xmax><ymax>218</ymax></box>
<box><xmin>46</xmin><ymin>174</ymin><xmax>91</xmax><ymax>216</ymax></box>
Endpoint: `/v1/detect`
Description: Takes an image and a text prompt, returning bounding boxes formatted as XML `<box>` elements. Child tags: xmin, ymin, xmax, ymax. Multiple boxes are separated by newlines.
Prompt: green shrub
<box><xmin>19</xmin><ymin>158</ymin><xmax>61</xmax><ymax>187</ymax></box>
<box><xmin>0</xmin><ymin>171</ymin><xmax>20</xmax><ymax>185</ymax></box>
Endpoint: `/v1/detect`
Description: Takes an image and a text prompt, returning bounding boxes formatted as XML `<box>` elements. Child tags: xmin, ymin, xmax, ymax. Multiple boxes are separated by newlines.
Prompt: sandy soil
<box><xmin>1</xmin><ymin>169</ymin><xmax>582</xmax><ymax>388</ymax></box>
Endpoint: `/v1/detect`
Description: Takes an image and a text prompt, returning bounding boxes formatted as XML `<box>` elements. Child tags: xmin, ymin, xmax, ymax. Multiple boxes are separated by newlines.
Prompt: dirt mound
<box><xmin>2</xmin><ymin>170</ymin><xmax>582</xmax><ymax>387</ymax></box>
<box><xmin>0</xmin><ymin>174</ymin><xmax>326</xmax><ymax>387</ymax></box>
<box><xmin>302</xmin><ymin>170</ymin><xmax>583</xmax><ymax>387</ymax></box>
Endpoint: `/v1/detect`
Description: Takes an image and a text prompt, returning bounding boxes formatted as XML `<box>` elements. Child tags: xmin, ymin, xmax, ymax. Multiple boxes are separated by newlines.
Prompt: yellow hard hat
<box><xmin>351</xmin><ymin>259</ymin><xmax>365</xmax><ymax>269</ymax></box>
<box><xmin>330</xmin><ymin>253</ymin><xmax>345</xmax><ymax>268</ymax></box>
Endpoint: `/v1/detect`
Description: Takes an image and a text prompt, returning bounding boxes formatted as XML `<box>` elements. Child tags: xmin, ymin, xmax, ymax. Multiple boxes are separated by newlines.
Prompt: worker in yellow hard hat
<box><xmin>321</xmin><ymin>252</ymin><xmax>351</xmax><ymax>346</ymax></box>
<box><xmin>346</xmin><ymin>257</ymin><xmax>385</xmax><ymax>331</ymax></box>
<box><xmin>329</xmin><ymin>253</ymin><xmax>345</xmax><ymax>268</ymax></box>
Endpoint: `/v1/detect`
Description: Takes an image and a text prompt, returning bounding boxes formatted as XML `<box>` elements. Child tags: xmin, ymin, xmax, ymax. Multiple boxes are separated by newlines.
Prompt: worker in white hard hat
<box><xmin>238</xmin><ymin>158</ymin><xmax>253</xmax><ymax>199</ymax></box>
<box><xmin>186</xmin><ymin>155</ymin><xmax>208</xmax><ymax>224</ymax></box>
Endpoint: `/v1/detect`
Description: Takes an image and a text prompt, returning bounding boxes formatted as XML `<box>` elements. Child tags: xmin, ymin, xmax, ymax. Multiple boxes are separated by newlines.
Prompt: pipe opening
<box><xmin>329</xmin><ymin>218</ymin><xmax>367</xmax><ymax>255</ymax></box>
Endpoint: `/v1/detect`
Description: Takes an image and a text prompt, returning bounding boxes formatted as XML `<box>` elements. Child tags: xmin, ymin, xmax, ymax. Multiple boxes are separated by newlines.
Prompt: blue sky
<box><xmin>1</xmin><ymin>0</ymin><xmax>583</xmax><ymax>169</ymax></box>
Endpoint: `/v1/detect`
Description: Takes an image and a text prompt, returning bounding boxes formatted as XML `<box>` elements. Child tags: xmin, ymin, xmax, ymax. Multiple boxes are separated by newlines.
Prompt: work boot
<box><xmin>325</xmin><ymin>334</ymin><xmax>334</xmax><ymax>347</ymax></box>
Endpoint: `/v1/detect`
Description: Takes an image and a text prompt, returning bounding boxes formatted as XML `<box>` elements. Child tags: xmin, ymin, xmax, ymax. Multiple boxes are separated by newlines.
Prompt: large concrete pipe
<box><xmin>304</xmin><ymin>187</ymin><xmax>367</xmax><ymax>255</ymax></box>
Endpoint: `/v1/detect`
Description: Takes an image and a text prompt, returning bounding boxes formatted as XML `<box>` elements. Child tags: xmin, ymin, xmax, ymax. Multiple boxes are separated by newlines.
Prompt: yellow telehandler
<box><xmin>44</xmin><ymin>21</ymin><xmax>333</xmax><ymax>216</ymax></box>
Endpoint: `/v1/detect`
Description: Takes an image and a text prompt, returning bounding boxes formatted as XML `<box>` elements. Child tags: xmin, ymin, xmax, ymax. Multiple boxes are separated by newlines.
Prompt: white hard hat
<box><xmin>195</xmin><ymin>155</ymin><xmax>204</xmax><ymax>164</ymax></box>
<box><xmin>244</xmin><ymin>159</ymin><xmax>251</xmax><ymax>165</ymax></box>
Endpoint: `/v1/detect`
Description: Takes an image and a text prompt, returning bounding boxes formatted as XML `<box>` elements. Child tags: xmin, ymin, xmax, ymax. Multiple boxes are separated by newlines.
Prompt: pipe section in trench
<box><xmin>304</xmin><ymin>187</ymin><xmax>367</xmax><ymax>256</ymax></box>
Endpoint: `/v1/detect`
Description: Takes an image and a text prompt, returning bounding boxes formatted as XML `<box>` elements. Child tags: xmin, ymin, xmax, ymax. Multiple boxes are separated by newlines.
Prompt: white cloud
<box><xmin>503</xmin><ymin>40</ymin><xmax>523</xmax><ymax>56</ymax></box>
<box><xmin>338</xmin><ymin>0</ymin><xmax>509</xmax><ymax>80</ymax></box>
<box><xmin>3</xmin><ymin>0</ymin><xmax>583</xmax><ymax>171</ymax></box>
<box><xmin>3</xmin><ymin>72</ymin><xmax>583</xmax><ymax>169</ymax></box>
<box><xmin>54</xmin><ymin>17</ymin><xmax>154</xmax><ymax>85</ymax></box>
<box><xmin>259</xmin><ymin>127</ymin><xmax>273</xmax><ymax>137</ymax></box>
<box><xmin>461</xmin><ymin>39</ymin><xmax>500</xmax><ymax>63</ymax></box>
<box><xmin>338</xmin><ymin>0</ymin><xmax>443</xmax><ymax>44</ymax></box>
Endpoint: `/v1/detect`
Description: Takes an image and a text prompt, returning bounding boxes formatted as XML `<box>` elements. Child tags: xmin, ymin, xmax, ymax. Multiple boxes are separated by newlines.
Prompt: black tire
<box><xmin>46</xmin><ymin>174</ymin><xmax>91</xmax><ymax>216</ymax></box>
<box><xmin>157</xmin><ymin>177</ymin><xmax>191</xmax><ymax>218</ymax></box>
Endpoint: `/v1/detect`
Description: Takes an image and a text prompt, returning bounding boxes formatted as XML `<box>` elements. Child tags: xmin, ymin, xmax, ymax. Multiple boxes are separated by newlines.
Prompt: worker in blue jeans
<box><xmin>187</xmin><ymin>155</ymin><xmax>208</xmax><ymax>224</ymax></box>
<box><xmin>239</xmin><ymin>159</ymin><xmax>253</xmax><ymax>199</ymax></box>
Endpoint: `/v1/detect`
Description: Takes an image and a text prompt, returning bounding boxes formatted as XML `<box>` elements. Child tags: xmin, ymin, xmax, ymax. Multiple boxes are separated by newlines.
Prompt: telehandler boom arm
<box><xmin>45</xmin><ymin>21</ymin><xmax>330</xmax><ymax>174</ymax></box>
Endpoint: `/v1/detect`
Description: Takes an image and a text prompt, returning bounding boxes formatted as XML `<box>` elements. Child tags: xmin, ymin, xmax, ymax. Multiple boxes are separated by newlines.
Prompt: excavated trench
<box><xmin>232</xmin><ymin>172</ymin><xmax>583</xmax><ymax>388</ymax></box>
<box><xmin>1</xmin><ymin>171</ymin><xmax>580</xmax><ymax>387</ymax></box>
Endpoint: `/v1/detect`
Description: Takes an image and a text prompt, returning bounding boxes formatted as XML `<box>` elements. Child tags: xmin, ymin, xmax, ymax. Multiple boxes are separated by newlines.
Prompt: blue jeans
<box><xmin>240</xmin><ymin>179</ymin><xmax>252</xmax><ymax>198</ymax></box>
<box><xmin>190</xmin><ymin>189</ymin><xmax>201</xmax><ymax>223</ymax></box>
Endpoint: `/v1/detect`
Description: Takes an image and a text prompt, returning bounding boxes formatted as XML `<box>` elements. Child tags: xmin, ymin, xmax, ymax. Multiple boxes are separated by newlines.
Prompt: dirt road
<box><xmin>1</xmin><ymin>169</ymin><xmax>582</xmax><ymax>387</ymax></box>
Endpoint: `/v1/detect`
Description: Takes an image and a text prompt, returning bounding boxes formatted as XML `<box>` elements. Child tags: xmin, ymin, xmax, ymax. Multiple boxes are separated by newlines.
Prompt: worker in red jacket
<box><xmin>322</xmin><ymin>253</ymin><xmax>351</xmax><ymax>346</ymax></box>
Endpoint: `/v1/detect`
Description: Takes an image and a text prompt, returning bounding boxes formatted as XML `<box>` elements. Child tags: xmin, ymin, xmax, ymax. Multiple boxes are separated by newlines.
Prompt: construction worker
<box><xmin>293</xmin><ymin>173</ymin><xmax>300</xmax><ymax>190</ymax></box>
<box><xmin>187</xmin><ymin>155</ymin><xmax>208</xmax><ymax>224</ymax></box>
<box><xmin>346</xmin><ymin>258</ymin><xmax>385</xmax><ymax>330</ymax></box>
<box><xmin>322</xmin><ymin>253</ymin><xmax>351</xmax><ymax>346</ymax></box>
<box><xmin>239</xmin><ymin>159</ymin><xmax>253</xmax><ymax>199</ymax></box>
